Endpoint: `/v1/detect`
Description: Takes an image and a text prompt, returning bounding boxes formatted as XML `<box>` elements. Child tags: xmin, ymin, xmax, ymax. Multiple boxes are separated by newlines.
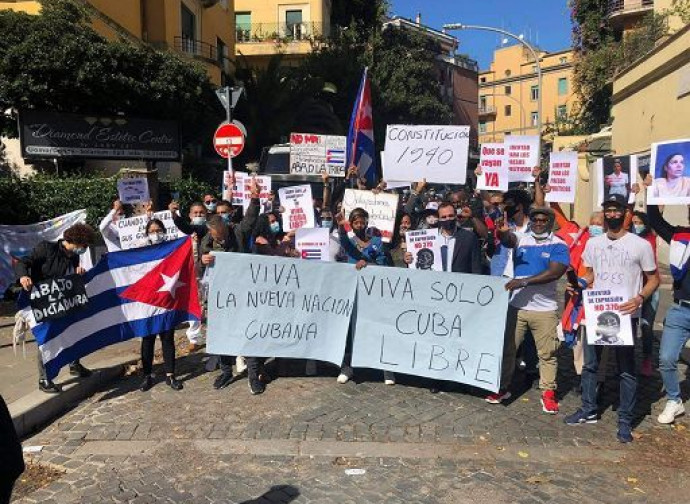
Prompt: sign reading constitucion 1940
<box><xmin>383</xmin><ymin>125</ymin><xmax>470</xmax><ymax>184</ymax></box>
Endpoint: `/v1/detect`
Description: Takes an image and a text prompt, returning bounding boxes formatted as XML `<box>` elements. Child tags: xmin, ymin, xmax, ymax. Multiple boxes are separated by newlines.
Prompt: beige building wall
<box><xmin>478</xmin><ymin>45</ymin><xmax>576</xmax><ymax>144</ymax></box>
<box><xmin>234</xmin><ymin>0</ymin><xmax>331</xmax><ymax>67</ymax></box>
<box><xmin>611</xmin><ymin>23</ymin><xmax>690</xmax><ymax>264</ymax></box>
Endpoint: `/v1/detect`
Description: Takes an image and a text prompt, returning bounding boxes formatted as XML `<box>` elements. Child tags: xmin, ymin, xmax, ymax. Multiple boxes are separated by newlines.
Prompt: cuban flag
<box><xmin>21</xmin><ymin>237</ymin><xmax>201</xmax><ymax>381</ymax></box>
<box><xmin>301</xmin><ymin>249</ymin><xmax>323</xmax><ymax>260</ymax></box>
<box><xmin>346</xmin><ymin>67</ymin><xmax>377</xmax><ymax>186</ymax></box>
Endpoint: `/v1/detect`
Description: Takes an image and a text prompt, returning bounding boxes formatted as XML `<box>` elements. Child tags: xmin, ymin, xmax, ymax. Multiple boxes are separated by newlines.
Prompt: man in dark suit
<box><xmin>437</xmin><ymin>202</ymin><xmax>482</xmax><ymax>274</ymax></box>
<box><xmin>0</xmin><ymin>394</ymin><xmax>24</xmax><ymax>504</ymax></box>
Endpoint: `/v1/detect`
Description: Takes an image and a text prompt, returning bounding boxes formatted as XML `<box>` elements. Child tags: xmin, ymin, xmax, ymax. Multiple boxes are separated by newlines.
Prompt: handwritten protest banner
<box><xmin>583</xmin><ymin>288</ymin><xmax>633</xmax><ymax>346</ymax></box>
<box><xmin>240</xmin><ymin>174</ymin><xmax>272</xmax><ymax>213</ymax></box>
<box><xmin>278</xmin><ymin>185</ymin><xmax>315</xmax><ymax>232</ymax></box>
<box><xmin>290</xmin><ymin>133</ymin><xmax>347</xmax><ymax>177</ymax></box>
<box><xmin>545</xmin><ymin>151</ymin><xmax>578</xmax><ymax>203</ymax></box>
<box><xmin>342</xmin><ymin>189</ymin><xmax>399</xmax><ymax>243</ymax></box>
<box><xmin>406</xmin><ymin>229</ymin><xmax>442</xmax><ymax>271</ymax></box>
<box><xmin>117</xmin><ymin>211</ymin><xmax>182</xmax><ymax>249</ymax></box>
<box><xmin>383</xmin><ymin>125</ymin><xmax>470</xmax><ymax>184</ymax></box>
<box><xmin>505</xmin><ymin>135</ymin><xmax>540</xmax><ymax>182</ymax></box>
<box><xmin>380</xmin><ymin>150</ymin><xmax>411</xmax><ymax>190</ymax></box>
<box><xmin>30</xmin><ymin>274</ymin><xmax>89</xmax><ymax>323</ymax></box>
<box><xmin>352</xmin><ymin>267</ymin><xmax>509</xmax><ymax>392</ymax></box>
<box><xmin>296</xmin><ymin>228</ymin><xmax>330</xmax><ymax>261</ymax></box>
<box><xmin>476</xmin><ymin>143</ymin><xmax>508</xmax><ymax>191</ymax></box>
<box><xmin>206</xmin><ymin>254</ymin><xmax>356</xmax><ymax>364</ymax></box>
<box><xmin>117</xmin><ymin>177</ymin><xmax>150</xmax><ymax>204</ymax></box>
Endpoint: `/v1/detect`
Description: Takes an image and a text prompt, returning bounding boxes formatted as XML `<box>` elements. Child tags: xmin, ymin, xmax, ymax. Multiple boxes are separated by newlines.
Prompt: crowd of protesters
<box><xmin>11</xmin><ymin>165</ymin><xmax>690</xmax><ymax>450</ymax></box>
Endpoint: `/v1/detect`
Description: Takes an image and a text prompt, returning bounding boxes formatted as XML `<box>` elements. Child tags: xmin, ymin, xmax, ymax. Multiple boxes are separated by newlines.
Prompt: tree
<box><xmin>570</xmin><ymin>0</ymin><xmax>669</xmax><ymax>133</ymax></box>
<box><xmin>0</xmin><ymin>0</ymin><xmax>220</xmax><ymax>147</ymax></box>
<box><xmin>330</xmin><ymin>0</ymin><xmax>389</xmax><ymax>29</ymax></box>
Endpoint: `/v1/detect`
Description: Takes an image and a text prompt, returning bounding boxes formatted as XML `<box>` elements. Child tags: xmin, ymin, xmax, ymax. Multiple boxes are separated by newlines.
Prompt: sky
<box><xmin>389</xmin><ymin>0</ymin><xmax>573</xmax><ymax>70</ymax></box>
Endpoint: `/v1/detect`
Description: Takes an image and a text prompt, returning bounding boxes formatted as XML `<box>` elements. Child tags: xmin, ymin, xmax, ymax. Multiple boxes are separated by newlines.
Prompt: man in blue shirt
<box><xmin>486</xmin><ymin>206</ymin><xmax>570</xmax><ymax>414</ymax></box>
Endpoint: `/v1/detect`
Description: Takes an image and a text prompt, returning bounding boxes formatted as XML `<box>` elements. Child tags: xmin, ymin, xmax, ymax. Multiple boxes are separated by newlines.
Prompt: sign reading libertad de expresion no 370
<box><xmin>19</xmin><ymin>110</ymin><xmax>180</xmax><ymax>160</ymax></box>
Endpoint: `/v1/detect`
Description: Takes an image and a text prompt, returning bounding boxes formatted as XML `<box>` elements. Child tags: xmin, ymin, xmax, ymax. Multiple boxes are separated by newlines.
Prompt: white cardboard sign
<box><xmin>296</xmin><ymin>227</ymin><xmax>330</xmax><ymax>261</ymax></box>
<box><xmin>342</xmin><ymin>189</ymin><xmax>399</xmax><ymax>243</ymax></box>
<box><xmin>583</xmin><ymin>288</ymin><xmax>634</xmax><ymax>346</ymax></box>
<box><xmin>278</xmin><ymin>185</ymin><xmax>315</xmax><ymax>232</ymax></box>
<box><xmin>290</xmin><ymin>133</ymin><xmax>347</xmax><ymax>177</ymax></box>
<box><xmin>505</xmin><ymin>135</ymin><xmax>540</xmax><ymax>182</ymax></box>
<box><xmin>383</xmin><ymin>125</ymin><xmax>470</xmax><ymax>184</ymax></box>
<box><xmin>117</xmin><ymin>177</ymin><xmax>150</xmax><ymax>204</ymax></box>
<box><xmin>116</xmin><ymin>211</ymin><xmax>182</xmax><ymax>250</ymax></box>
<box><xmin>545</xmin><ymin>152</ymin><xmax>579</xmax><ymax>203</ymax></box>
<box><xmin>406</xmin><ymin>228</ymin><xmax>442</xmax><ymax>271</ymax></box>
<box><xmin>476</xmin><ymin>143</ymin><xmax>509</xmax><ymax>191</ymax></box>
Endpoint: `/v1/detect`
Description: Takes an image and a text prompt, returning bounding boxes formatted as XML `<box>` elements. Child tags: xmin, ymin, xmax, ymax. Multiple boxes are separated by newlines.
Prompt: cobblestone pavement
<box><xmin>13</xmin><ymin>342</ymin><xmax>690</xmax><ymax>504</ymax></box>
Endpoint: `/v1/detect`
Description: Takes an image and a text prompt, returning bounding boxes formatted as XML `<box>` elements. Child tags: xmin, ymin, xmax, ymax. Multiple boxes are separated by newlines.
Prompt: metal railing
<box><xmin>607</xmin><ymin>0</ymin><xmax>654</xmax><ymax>15</ymax></box>
<box><xmin>478</xmin><ymin>105</ymin><xmax>497</xmax><ymax>115</ymax></box>
<box><xmin>235</xmin><ymin>22</ymin><xmax>329</xmax><ymax>43</ymax></box>
<box><xmin>174</xmin><ymin>36</ymin><xmax>218</xmax><ymax>61</ymax></box>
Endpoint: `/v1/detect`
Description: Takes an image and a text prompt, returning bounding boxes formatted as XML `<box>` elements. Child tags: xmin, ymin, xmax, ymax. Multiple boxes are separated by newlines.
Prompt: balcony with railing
<box><xmin>174</xmin><ymin>36</ymin><xmax>219</xmax><ymax>64</ymax></box>
<box><xmin>607</xmin><ymin>0</ymin><xmax>654</xmax><ymax>18</ymax></box>
<box><xmin>235</xmin><ymin>22</ymin><xmax>329</xmax><ymax>55</ymax></box>
<box><xmin>478</xmin><ymin>105</ymin><xmax>497</xmax><ymax>117</ymax></box>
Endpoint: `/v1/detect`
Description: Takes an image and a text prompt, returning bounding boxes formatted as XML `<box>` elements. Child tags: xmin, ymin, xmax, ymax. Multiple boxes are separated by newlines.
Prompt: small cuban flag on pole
<box><xmin>346</xmin><ymin>67</ymin><xmax>377</xmax><ymax>186</ymax></box>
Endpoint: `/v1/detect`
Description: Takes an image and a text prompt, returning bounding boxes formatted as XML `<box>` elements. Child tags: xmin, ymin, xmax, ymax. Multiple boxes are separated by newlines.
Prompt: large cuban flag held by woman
<box><xmin>25</xmin><ymin>237</ymin><xmax>201</xmax><ymax>381</ymax></box>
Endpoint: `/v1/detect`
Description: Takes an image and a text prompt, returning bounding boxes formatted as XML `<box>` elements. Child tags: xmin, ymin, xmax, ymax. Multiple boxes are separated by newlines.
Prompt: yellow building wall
<box><xmin>234</xmin><ymin>0</ymin><xmax>330</xmax><ymax>63</ymax></box>
<box><xmin>0</xmin><ymin>0</ymin><xmax>40</xmax><ymax>14</ymax></box>
<box><xmin>478</xmin><ymin>45</ymin><xmax>576</xmax><ymax>144</ymax></box>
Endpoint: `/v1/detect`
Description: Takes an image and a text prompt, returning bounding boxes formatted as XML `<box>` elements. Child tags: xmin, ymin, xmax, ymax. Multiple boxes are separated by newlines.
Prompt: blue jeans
<box><xmin>581</xmin><ymin>319</ymin><xmax>638</xmax><ymax>426</ymax></box>
<box><xmin>659</xmin><ymin>304</ymin><xmax>690</xmax><ymax>401</ymax></box>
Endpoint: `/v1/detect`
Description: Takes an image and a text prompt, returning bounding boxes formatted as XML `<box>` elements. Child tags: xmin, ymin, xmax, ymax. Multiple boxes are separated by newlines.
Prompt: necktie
<box><xmin>441</xmin><ymin>244</ymin><xmax>448</xmax><ymax>272</ymax></box>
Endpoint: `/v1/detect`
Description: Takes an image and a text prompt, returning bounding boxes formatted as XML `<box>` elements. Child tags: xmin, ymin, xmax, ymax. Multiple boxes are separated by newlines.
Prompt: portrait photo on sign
<box><xmin>646</xmin><ymin>139</ymin><xmax>690</xmax><ymax>205</ymax></box>
<box><xmin>597</xmin><ymin>155</ymin><xmax>637</xmax><ymax>206</ymax></box>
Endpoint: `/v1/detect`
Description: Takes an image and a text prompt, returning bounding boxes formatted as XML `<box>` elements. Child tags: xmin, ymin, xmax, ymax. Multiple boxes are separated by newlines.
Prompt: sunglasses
<box><xmin>205</xmin><ymin>199</ymin><xmax>217</xmax><ymax>204</ymax></box>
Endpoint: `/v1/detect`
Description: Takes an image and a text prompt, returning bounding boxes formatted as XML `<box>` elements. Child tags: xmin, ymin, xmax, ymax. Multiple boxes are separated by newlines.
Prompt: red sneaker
<box><xmin>541</xmin><ymin>390</ymin><xmax>559</xmax><ymax>414</ymax></box>
<box><xmin>485</xmin><ymin>390</ymin><xmax>511</xmax><ymax>404</ymax></box>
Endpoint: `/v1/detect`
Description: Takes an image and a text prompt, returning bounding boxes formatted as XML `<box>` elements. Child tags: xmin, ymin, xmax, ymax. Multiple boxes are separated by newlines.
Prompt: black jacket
<box><xmin>445</xmin><ymin>228</ymin><xmax>482</xmax><ymax>275</ymax></box>
<box><xmin>648</xmin><ymin>205</ymin><xmax>690</xmax><ymax>301</ymax></box>
<box><xmin>14</xmin><ymin>240</ymin><xmax>79</xmax><ymax>283</ymax></box>
<box><xmin>0</xmin><ymin>394</ymin><xmax>25</xmax><ymax>485</ymax></box>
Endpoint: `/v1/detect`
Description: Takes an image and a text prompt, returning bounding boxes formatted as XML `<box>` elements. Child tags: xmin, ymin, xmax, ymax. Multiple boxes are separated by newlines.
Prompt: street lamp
<box><xmin>443</xmin><ymin>23</ymin><xmax>543</xmax><ymax>159</ymax></box>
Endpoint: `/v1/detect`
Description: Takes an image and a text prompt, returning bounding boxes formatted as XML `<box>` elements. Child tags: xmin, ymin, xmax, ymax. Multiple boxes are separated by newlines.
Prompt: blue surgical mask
<box><xmin>192</xmin><ymin>216</ymin><xmax>206</xmax><ymax>226</ymax></box>
<box><xmin>270</xmin><ymin>222</ymin><xmax>281</xmax><ymax>234</ymax></box>
<box><xmin>589</xmin><ymin>225</ymin><xmax>603</xmax><ymax>237</ymax></box>
<box><xmin>204</xmin><ymin>202</ymin><xmax>217</xmax><ymax>212</ymax></box>
<box><xmin>72</xmin><ymin>247</ymin><xmax>87</xmax><ymax>255</ymax></box>
<box><xmin>321</xmin><ymin>220</ymin><xmax>333</xmax><ymax>229</ymax></box>
<box><xmin>633</xmin><ymin>224</ymin><xmax>645</xmax><ymax>235</ymax></box>
<box><xmin>220</xmin><ymin>213</ymin><xmax>231</xmax><ymax>224</ymax></box>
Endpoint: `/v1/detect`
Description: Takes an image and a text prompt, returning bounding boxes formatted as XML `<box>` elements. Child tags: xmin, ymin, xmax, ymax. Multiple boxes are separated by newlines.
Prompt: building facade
<box><xmin>0</xmin><ymin>0</ymin><xmax>235</xmax><ymax>85</ymax></box>
<box><xmin>478</xmin><ymin>45</ymin><xmax>576</xmax><ymax>144</ymax></box>
<box><xmin>234</xmin><ymin>0</ymin><xmax>331</xmax><ymax>67</ymax></box>
<box><xmin>384</xmin><ymin>16</ymin><xmax>480</xmax><ymax>150</ymax></box>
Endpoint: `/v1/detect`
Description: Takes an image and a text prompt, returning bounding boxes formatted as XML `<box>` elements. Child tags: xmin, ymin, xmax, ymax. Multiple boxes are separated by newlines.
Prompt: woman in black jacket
<box><xmin>15</xmin><ymin>223</ymin><xmax>96</xmax><ymax>393</ymax></box>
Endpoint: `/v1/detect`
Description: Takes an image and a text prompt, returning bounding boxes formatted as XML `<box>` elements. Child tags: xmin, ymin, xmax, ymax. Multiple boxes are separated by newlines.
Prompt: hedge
<box><xmin>0</xmin><ymin>174</ymin><xmax>214</xmax><ymax>230</ymax></box>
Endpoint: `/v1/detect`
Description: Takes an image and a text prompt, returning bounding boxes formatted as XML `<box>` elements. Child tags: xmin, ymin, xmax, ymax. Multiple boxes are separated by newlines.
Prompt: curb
<box><xmin>9</xmin><ymin>354</ymin><xmax>138</xmax><ymax>438</ymax></box>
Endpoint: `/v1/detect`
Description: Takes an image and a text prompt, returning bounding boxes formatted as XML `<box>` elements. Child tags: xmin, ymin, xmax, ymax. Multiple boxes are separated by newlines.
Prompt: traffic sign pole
<box><xmin>226</xmin><ymin>87</ymin><xmax>233</xmax><ymax>175</ymax></box>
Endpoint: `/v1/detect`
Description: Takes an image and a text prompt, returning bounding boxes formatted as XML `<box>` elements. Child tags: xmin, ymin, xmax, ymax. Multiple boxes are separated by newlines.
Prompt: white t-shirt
<box><xmin>582</xmin><ymin>232</ymin><xmax>656</xmax><ymax>318</ymax></box>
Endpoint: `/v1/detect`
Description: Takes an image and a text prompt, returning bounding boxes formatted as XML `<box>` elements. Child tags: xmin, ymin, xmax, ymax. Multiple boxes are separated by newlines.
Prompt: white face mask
<box><xmin>148</xmin><ymin>232</ymin><xmax>165</xmax><ymax>245</ymax></box>
<box><xmin>191</xmin><ymin>216</ymin><xmax>206</xmax><ymax>226</ymax></box>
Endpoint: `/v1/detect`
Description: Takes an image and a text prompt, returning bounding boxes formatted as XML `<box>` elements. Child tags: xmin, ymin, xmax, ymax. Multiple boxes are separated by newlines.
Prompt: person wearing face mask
<box><xmin>169</xmin><ymin>200</ymin><xmax>209</xmax><ymax>241</ymax></box>
<box><xmin>645</xmin><ymin>198</ymin><xmax>690</xmax><ymax>425</ymax></box>
<box><xmin>203</xmin><ymin>194</ymin><xmax>218</xmax><ymax>215</ymax></box>
<box><xmin>630</xmin><ymin>211</ymin><xmax>660</xmax><ymax>377</ymax></box>
<box><xmin>215</xmin><ymin>196</ymin><xmax>260</xmax><ymax>254</ymax></box>
<box><xmin>489</xmin><ymin>188</ymin><xmax>532</xmax><ymax>278</ymax></box>
<box><xmin>564</xmin><ymin>194</ymin><xmax>659</xmax><ymax>443</ymax></box>
<box><xmin>489</xmin><ymin>207</ymin><xmax>569</xmax><ymax>412</ymax></box>
<box><xmin>15</xmin><ymin>223</ymin><xmax>96</xmax><ymax>393</ymax></box>
<box><xmin>336</xmin><ymin>208</ymin><xmax>392</xmax><ymax>385</ymax></box>
<box><xmin>137</xmin><ymin>219</ymin><xmax>183</xmax><ymax>392</ymax></box>
<box><xmin>390</xmin><ymin>213</ymin><xmax>413</xmax><ymax>268</ymax></box>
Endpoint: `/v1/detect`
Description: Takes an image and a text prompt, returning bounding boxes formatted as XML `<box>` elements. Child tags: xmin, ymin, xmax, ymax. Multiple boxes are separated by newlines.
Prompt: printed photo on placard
<box><xmin>646</xmin><ymin>139</ymin><xmax>690</xmax><ymax>205</ymax></box>
<box><xmin>405</xmin><ymin>228</ymin><xmax>442</xmax><ymax>271</ymax></box>
<box><xmin>583</xmin><ymin>289</ymin><xmax>634</xmax><ymax>346</ymax></box>
<box><xmin>597</xmin><ymin>155</ymin><xmax>637</xmax><ymax>205</ymax></box>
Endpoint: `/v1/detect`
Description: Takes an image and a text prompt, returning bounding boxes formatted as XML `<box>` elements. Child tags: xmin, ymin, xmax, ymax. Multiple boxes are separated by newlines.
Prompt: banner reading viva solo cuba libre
<box><xmin>206</xmin><ymin>254</ymin><xmax>509</xmax><ymax>392</ymax></box>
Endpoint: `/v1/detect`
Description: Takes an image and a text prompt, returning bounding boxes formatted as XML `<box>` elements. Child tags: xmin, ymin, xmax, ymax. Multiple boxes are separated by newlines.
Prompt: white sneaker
<box><xmin>305</xmin><ymin>360</ymin><xmax>317</xmax><ymax>376</ymax></box>
<box><xmin>337</xmin><ymin>372</ymin><xmax>351</xmax><ymax>384</ymax></box>
<box><xmin>657</xmin><ymin>399</ymin><xmax>685</xmax><ymax>424</ymax></box>
<box><xmin>235</xmin><ymin>355</ymin><xmax>247</xmax><ymax>374</ymax></box>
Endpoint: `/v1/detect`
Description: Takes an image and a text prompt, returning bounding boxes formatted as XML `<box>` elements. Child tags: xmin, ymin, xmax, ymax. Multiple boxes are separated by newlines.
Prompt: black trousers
<box><xmin>141</xmin><ymin>330</ymin><xmax>176</xmax><ymax>375</ymax></box>
<box><xmin>0</xmin><ymin>395</ymin><xmax>24</xmax><ymax>504</ymax></box>
<box><xmin>219</xmin><ymin>355</ymin><xmax>236</xmax><ymax>375</ymax></box>
<box><xmin>246</xmin><ymin>357</ymin><xmax>266</xmax><ymax>381</ymax></box>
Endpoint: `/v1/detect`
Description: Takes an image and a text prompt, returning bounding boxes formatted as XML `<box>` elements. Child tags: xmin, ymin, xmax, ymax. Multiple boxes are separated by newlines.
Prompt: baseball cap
<box><xmin>529</xmin><ymin>206</ymin><xmax>555</xmax><ymax>219</ymax></box>
<box><xmin>602</xmin><ymin>193</ymin><xmax>627</xmax><ymax>208</ymax></box>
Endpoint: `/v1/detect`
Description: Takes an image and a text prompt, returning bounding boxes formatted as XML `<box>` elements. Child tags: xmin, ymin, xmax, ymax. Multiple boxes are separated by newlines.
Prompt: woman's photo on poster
<box><xmin>647</xmin><ymin>139</ymin><xmax>690</xmax><ymax>204</ymax></box>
